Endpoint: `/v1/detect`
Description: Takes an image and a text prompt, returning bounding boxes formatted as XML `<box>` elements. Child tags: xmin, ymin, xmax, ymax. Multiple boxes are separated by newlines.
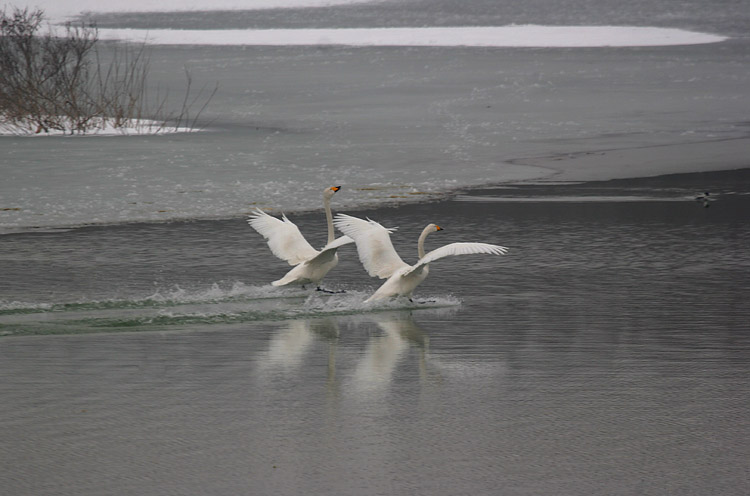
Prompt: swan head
<box><xmin>324</xmin><ymin>185</ymin><xmax>341</xmax><ymax>199</ymax></box>
<box><xmin>427</xmin><ymin>223</ymin><xmax>443</xmax><ymax>233</ymax></box>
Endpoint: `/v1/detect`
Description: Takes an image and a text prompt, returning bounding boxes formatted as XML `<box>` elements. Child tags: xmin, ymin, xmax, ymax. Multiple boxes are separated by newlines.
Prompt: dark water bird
<box><xmin>695</xmin><ymin>191</ymin><xmax>713</xmax><ymax>208</ymax></box>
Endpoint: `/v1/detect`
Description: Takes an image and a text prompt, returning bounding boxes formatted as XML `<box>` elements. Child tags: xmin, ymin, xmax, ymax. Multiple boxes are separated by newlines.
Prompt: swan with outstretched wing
<box><xmin>334</xmin><ymin>213</ymin><xmax>507</xmax><ymax>302</ymax></box>
<box><xmin>248</xmin><ymin>186</ymin><xmax>353</xmax><ymax>291</ymax></box>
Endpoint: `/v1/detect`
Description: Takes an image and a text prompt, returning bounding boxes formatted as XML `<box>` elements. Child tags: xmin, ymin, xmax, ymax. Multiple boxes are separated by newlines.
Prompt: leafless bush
<box><xmin>0</xmin><ymin>7</ymin><xmax>215</xmax><ymax>135</ymax></box>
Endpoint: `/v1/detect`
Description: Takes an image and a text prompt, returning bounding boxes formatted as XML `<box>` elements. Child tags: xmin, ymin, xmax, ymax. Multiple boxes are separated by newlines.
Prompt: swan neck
<box><xmin>417</xmin><ymin>225</ymin><xmax>432</xmax><ymax>259</ymax></box>
<box><xmin>324</xmin><ymin>195</ymin><xmax>334</xmax><ymax>245</ymax></box>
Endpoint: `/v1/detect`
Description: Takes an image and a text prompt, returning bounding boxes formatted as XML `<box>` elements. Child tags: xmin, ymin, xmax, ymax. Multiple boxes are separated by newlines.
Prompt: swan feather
<box><xmin>334</xmin><ymin>213</ymin><xmax>407</xmax><ymax>279</ymax></box>
<box><xmin>404</xmin><ymin>242</ymin><xmax>508</xmax><ymax>276</ymax></box>
<box><xmin>248</xmin><ymin>208</ymin><xmax>318</xmax><ymax>265</ymax></box>
<box><xmin>308</xmin><ymin>235</ymin><xmax>355</xmax><ymax>265</ymax></box>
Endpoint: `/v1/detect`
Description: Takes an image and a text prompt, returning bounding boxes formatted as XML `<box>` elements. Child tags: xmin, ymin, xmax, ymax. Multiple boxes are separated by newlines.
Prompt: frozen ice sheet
<box><xmin>95</xmin><ymin>25</ymin><xmax>727</xmax><ymax>47</ymax></box>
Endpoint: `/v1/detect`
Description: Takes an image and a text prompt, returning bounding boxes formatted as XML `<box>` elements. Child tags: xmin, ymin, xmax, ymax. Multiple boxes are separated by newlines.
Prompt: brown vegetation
<box><xmin>0</xmin><ymin>7</ymin><xmax>215</xmax><ymax>135</ymax></box>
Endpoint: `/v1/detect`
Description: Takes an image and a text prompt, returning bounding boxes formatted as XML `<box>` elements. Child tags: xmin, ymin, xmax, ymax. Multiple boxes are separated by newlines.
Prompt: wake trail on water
<box><xmin>0</xmin><ymin>281</ymin><xmax>461</xmax><ymax>337</ymax></box>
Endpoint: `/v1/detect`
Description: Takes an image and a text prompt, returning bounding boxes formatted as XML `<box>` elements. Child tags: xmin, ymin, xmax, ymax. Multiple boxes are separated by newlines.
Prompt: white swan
<box><xmin>248</xmin><ymin>186</ymin><xmax>353</xmax><ymax>290</ymax></box>
<box><xmin>334</xmin><ymin>213</ymin><xmax>508</xmax><ymax>302</ymax></box>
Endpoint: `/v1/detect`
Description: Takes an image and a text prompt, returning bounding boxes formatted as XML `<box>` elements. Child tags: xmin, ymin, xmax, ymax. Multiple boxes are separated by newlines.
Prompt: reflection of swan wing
<box><xmin>405</xmin><ymin>242</ymin><xmax>508</xmax><ymax>276</ymax></box>
<box><xmin>374</xmin><ymin>319</ymin><xmax>411</xmax><ymax>335</ymax></box>
<box><xmin>248</xmin><ymin>208</ymin><xmax>318</xmax><ymax>265</ymax></box>
<box><xmin>263</xmin><ymin>318</ymin><xmax>340</xmax><ymax>371</ymax></box>
<box><xmin>334</xmin><ymin>214</ymin><xmax>407</xmax><ymax>278</ymax></box>
<box><xmin>374</xmin><ymin>317</ymin><xmax>428</xmax><ymax>348</ymax></box>
<box><xmin>307</xmin><ymin>318</ymin><xmax>341</xmax><ymax>340</ymax></box>
<box><xmin>353</xmin><ymin>329</ymin><xmax>409</xmax><ymax>391</ymax></box>
<box><xmin>264</xmin><ymin>320</ymin><xmax>315</xmax><ymax>369</ymax></box>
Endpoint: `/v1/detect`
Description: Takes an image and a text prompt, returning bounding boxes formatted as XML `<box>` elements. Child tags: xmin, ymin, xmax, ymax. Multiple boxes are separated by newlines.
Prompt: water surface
<box><xmin>2</xmin><ymin>170</ymin><xmax>749</xmax><ymax>495</ymax></box>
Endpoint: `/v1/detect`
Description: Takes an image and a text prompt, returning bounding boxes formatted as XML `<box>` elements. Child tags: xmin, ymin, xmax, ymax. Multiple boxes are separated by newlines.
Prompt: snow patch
<box><xmin>95</xmin><ymin>25</ymin><xmax>728</xmax><ymax>48</ymax></box>
<box><xmin>0</xmin><ymin>117</ymin><xmax>201</xmax><ymax>137</ymax></box>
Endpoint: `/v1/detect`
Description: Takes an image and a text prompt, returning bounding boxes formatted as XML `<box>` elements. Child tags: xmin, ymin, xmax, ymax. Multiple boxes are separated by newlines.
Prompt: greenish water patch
<box><xmin>0</xmin><ymin>293</ymin><xmax>461</xmax><ymax>337</ymax></box>
<box><xmin>0</xmin><ymin>293</ymin><xmax>308</xmax><ymax>317</ymax></box>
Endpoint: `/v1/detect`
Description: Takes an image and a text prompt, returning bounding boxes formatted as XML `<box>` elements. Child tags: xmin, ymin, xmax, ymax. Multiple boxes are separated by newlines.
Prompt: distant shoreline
<box><xmin>94</xmin><ymin>25</ymin><xmax>728</xmax><ymax>48</ymax></box>
<box><xmin>505</xmin><ymin>136</ymin><xmax>750</xmax><ymax>183</ymax></box>
<box><xmin>3</xmin><ymin>164</ymin><xmax>748</xmax><ymax>235</ymax></box>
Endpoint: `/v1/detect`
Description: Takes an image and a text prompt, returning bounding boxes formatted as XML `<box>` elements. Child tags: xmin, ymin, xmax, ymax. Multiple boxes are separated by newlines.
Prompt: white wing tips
<box><xmin>246</xmin><ymin>208</ymin><xmax>318</xmax><ymax>265</ymax></box>
<box><xmin>451</xmin><ymin>242</ymin><xmax>509</xmax><ymax>256</ymax></box>
<box><xmin>333</xmin><ymin>213</ymin><xmax>406</xmax><ymax>279</ymax></box>
<box><xmin>247</xmin><ymin>207</ymin><xmax>281</xmax><ymax>230</ymax></box>
<box><xmin>247</xmin><ymin>207</ymin><xmax>268</xmax><ymax>224</ymax></box>
<box><xmin>247</xmin><ymin>208</ymin><xmax>277</xmax><ymax>235</ymax></box>
<box><xmin>492</xmin><ymin>245</ymin><xmax>509</xmax><ymax>255</ymax></box>
<box><xmin>333</xmin><ymin>213</ymin><xmax>397</xmax><ymax>239</ymax></box>
<box><xmin>332</xmin><ymin>213</ymin><xmax>371</xmax><ymax>239</ymax></box>
<box><xmin>453</xmin><ymin>242</ymin><xmax>508</xmax><ymax>256</ymax></box>
<box><xmin>405</xmin><ymin>242</ymin><xmax>509</xmax><ymax>275</ymax></box>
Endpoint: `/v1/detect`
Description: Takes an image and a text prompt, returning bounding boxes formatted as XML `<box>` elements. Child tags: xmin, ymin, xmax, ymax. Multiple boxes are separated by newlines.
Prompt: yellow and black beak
<box><xmin>435</xmin><ymin>225</ymin><xmax>443</xmax><ymax>231</ymax></box>
<box><xmin>331</xmin><ymin>186</ymin><xmax>341</xmax><ymax>192</ymax></box>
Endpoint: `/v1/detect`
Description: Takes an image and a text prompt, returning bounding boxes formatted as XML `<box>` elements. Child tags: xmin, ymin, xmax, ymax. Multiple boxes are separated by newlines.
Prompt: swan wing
<box><xmin>404</xmin><ymin>242</ymin><xmax>508</xmax><ymax>276</ymax></box>
<box><xmin>321</xmin><ymin>235</ymin><xmax>355</xmax><ymax>251</ymax></box>
<box><xmin>307</xmin><ymin>235</ymin><xmax>355</xmax><ymax>265</ymax></box>
<box><xmin>334</xmin><ymin>213</ymin><xmax>407</xmax><ymax>278</ymax></box>
<box><xmin>248</xmin><ymin>208</ymin><xmax>318</xmax><ymax>265</ymax></box>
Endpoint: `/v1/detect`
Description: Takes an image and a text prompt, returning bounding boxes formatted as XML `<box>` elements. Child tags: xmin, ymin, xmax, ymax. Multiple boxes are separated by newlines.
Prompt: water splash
<box><xmin>0</xmin><ymin>282</ymin><xmax>461</xmax><ymax>337</ymax></box>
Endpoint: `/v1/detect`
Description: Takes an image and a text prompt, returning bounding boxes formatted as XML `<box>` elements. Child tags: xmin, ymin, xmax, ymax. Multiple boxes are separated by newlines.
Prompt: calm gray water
<box><xmin>2</xmin><ymin>170</ymin><xmax>749</xmax><ymax>495</ymax></box>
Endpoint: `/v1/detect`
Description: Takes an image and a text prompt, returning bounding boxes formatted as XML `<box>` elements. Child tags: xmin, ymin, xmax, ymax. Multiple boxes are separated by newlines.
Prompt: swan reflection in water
<box><xmin>258</xmin><ymin>317</ymin><xmax>340</xmax><ymax>377</ymax></box>
<box><xmin>349</xmin><ymin>311</ymin><xmax>433</xmax><ymax>396</ymax></box>
<box><xmin>257</xmin><ymin>309</ymin><xmax>454</xmax><ymax>394</ymax></box>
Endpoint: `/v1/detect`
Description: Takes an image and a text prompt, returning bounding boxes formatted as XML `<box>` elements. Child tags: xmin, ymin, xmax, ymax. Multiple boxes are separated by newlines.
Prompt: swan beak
<box><xmin>435</xmin><ymin>225</ymin><xmax>443</xmax><ymax>231</ymax></box>
<box><xmin>331</xmin><ymin>186</ymin><xmax>341</xmax><ymax>192</ymax></box>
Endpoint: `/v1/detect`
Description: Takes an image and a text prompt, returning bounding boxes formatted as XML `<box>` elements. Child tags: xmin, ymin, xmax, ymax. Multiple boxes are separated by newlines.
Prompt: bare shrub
<box><xmin>0</xmin><ymin>7</ymin><xmax>215</xmax><ymax>135</ymax></box>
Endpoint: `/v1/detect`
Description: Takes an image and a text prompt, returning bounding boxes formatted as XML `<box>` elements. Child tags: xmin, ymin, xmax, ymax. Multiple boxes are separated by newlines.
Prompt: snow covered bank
<box><xmin>0</xmin><ymin>118</ymin><xmax>200</xmax><ymax>136</ymax></box>
<box><xmin>96</xmin><ymin>25</ymin><xmax>727</xmax><ymax>48</ymax></box>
